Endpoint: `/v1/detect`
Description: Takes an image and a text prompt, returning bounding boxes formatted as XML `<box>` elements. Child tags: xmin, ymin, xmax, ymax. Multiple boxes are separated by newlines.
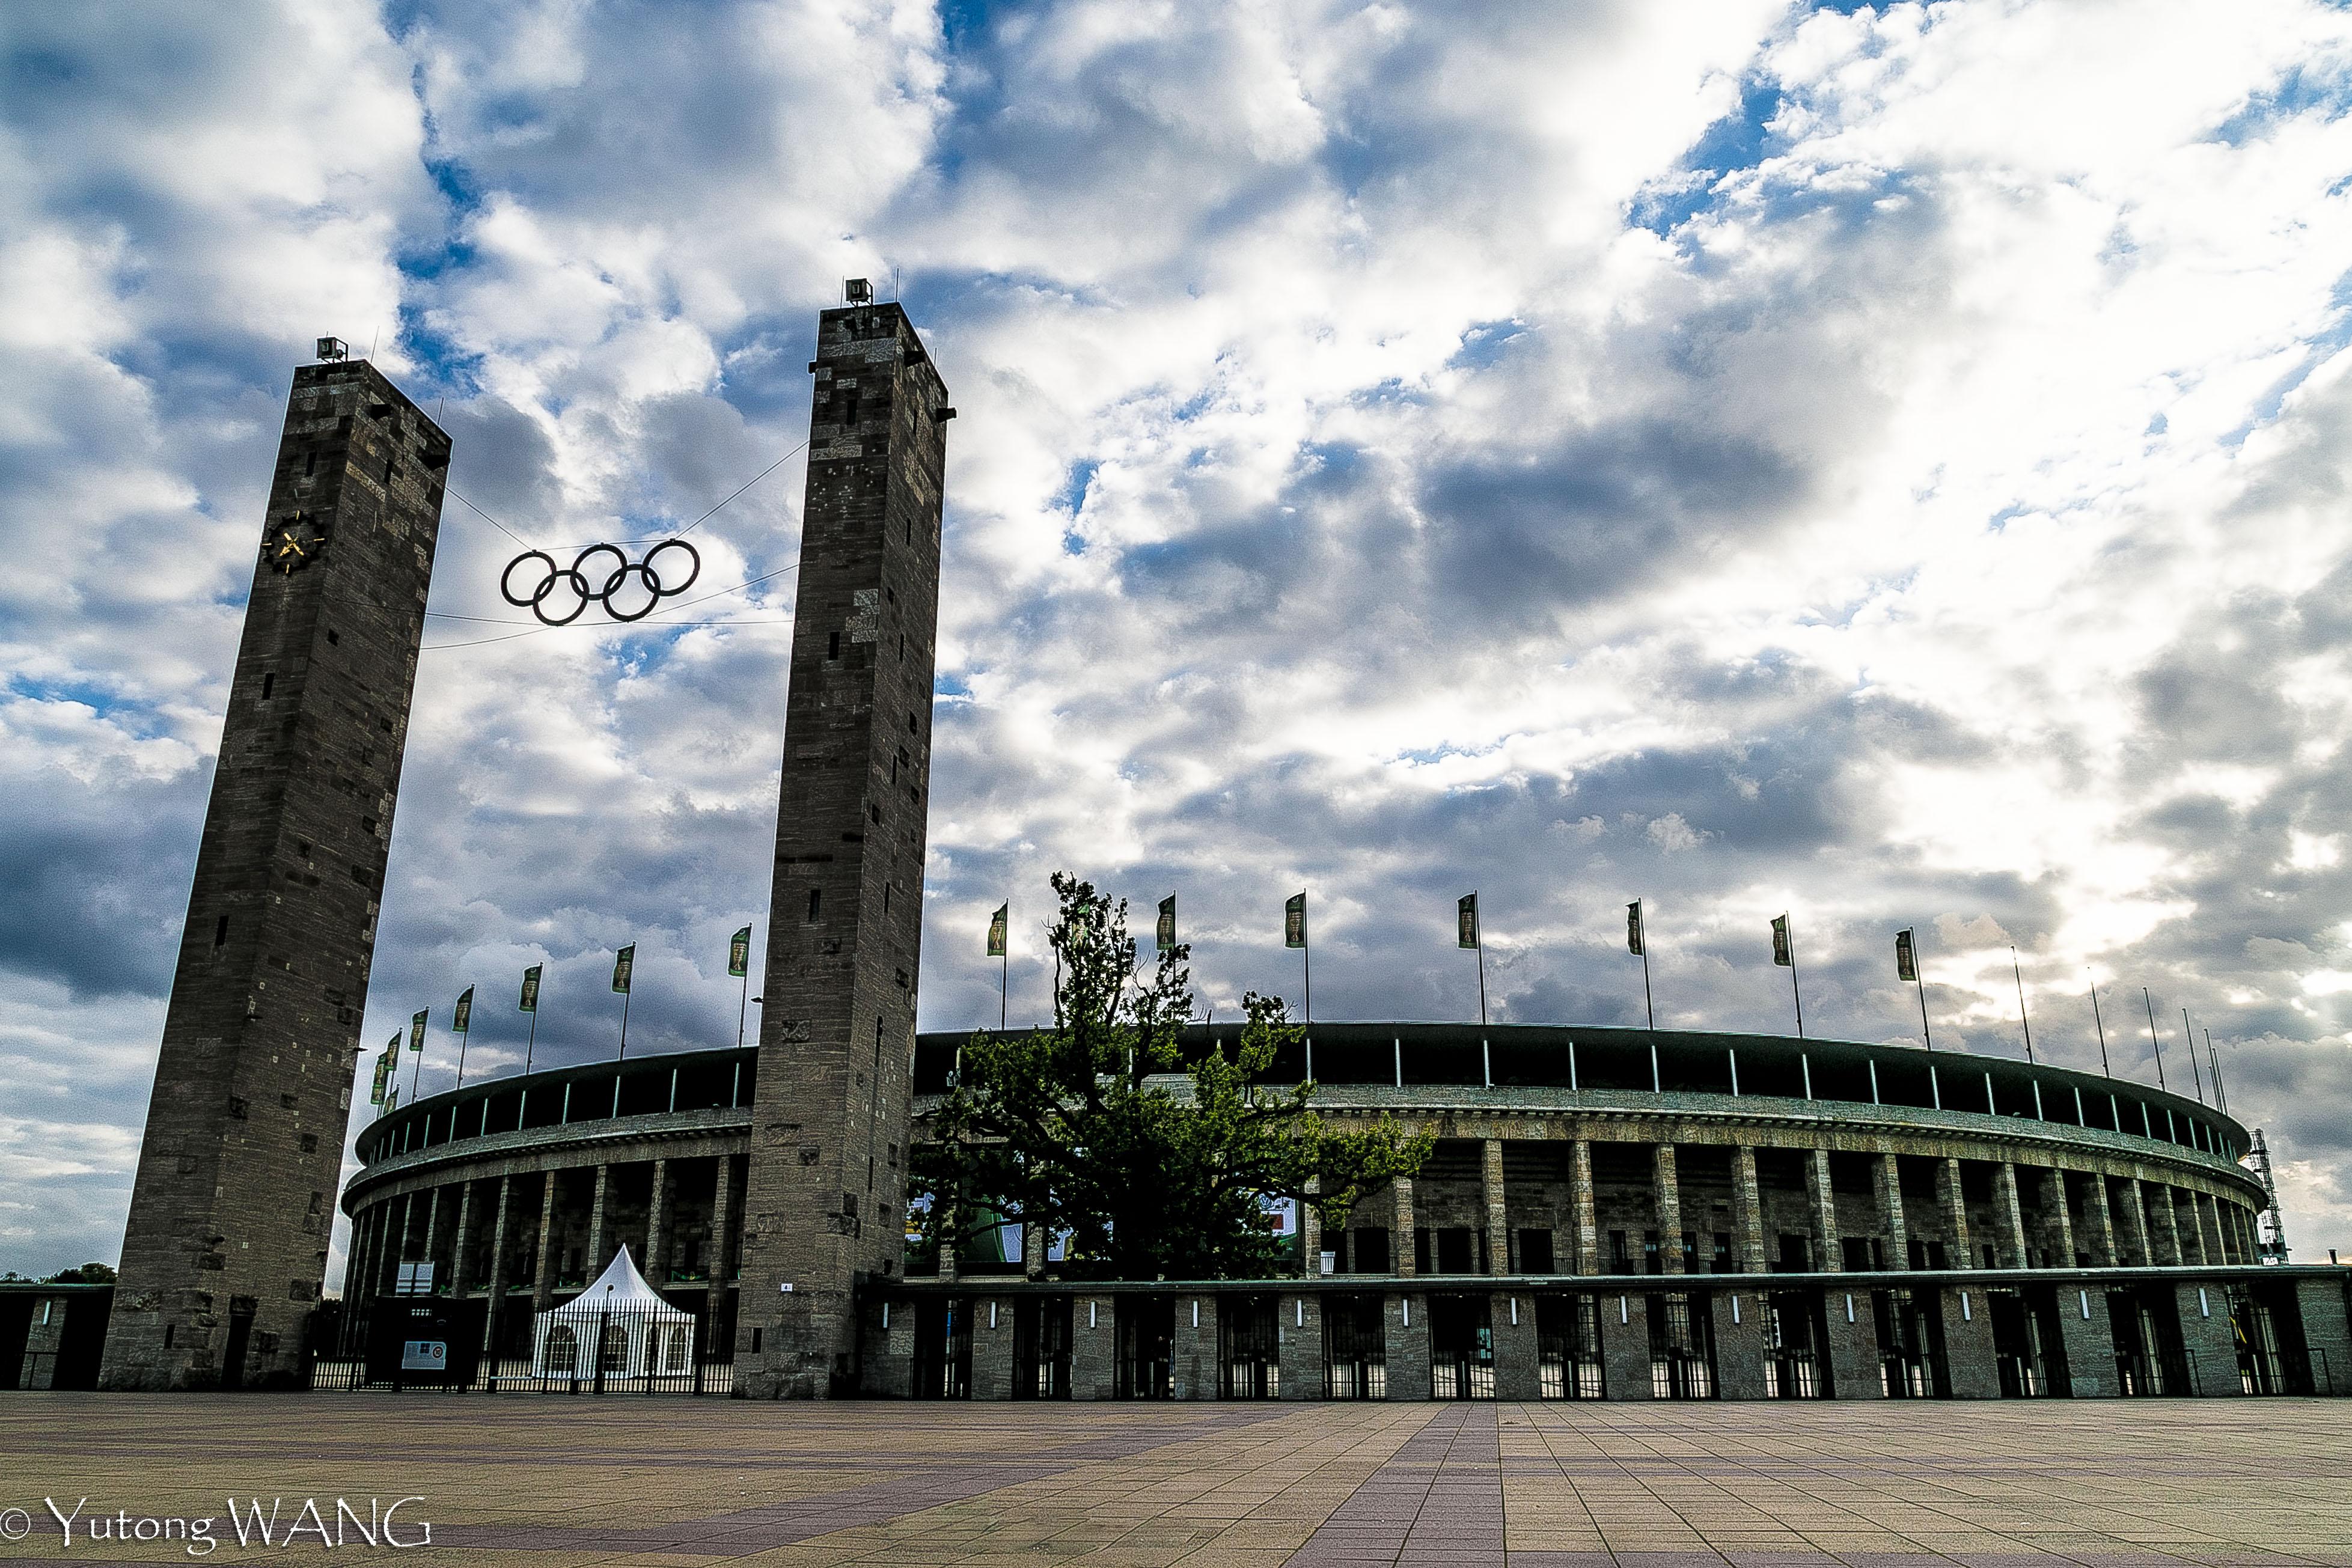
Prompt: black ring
<box><xmin>501</xmin><ymin>537</ymin><xmax>706</xmax><ymax>626</ymax></box>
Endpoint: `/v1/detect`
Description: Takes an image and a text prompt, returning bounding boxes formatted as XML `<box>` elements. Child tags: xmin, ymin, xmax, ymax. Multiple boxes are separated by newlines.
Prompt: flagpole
<box><xmin>2182</xmin><ymin>1008</ymin><xmax>2204</xmax><ymax>1105</ymax></box>
<box><xmin>619</xmin><ymin>987</ymin><xmax>631</xmax><ymax>1064</ymax></box>
<box><xmin>1910</xmin><ymin>936</ymin><xmax>1933</xmax><ymax>1051</ymax></box>
<box><xmin>1783</xmin><ymin>915</ymin><xmax>1804</xmax><ymax>1040</ymax></box>
<box><xmin>410</xmin><ymin>1020</ymin><xmax>424</xmax><ymax>1099</ymax></box>
<box><xmin>455</xmin><ymin>1005</ymin><xmax>470</xmax><ymax>1089</ymax></box>
<box><xmin>1640</xmin><ymin>948</ymin><xmax>1655</xmax><ymax>1031</ymax></box>
<box><xmin>2089</xmin><ymin>977</ymin><xmax>2110</xmax><ymax>1076</ymax></box>
<box><xmin>2142</xmin><ymin>988</ymin><xmax>2166</xmax><ymax>1091</ymax></box>
<box><xmin>1303</xmin><ymin>930</ymin><xmax>1312</xmax><ymax>1029</ymax></box>
<box><xmin>1473</xmin><ymin>895</ymin><xmax>1487</xmax><ymax>1028</ymax></box>
<box><xmin>2206</xmin><ymin>1029</ymin><xmax>2226</xmax><ymax>1113</ymax></box>
<box><xmin>1000</xmin><ymin>943</ymin><xmax>1008</xmax><ymax>1031</ymax></box>
<box><xmin>2011</xmin><ymin>947</ymin><xmax>2034</xmax><ymax>1064</ymax></box>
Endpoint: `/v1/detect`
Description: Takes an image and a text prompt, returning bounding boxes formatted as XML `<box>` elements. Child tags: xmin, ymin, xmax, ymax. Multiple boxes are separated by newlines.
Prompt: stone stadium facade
<box><xmin>339</xmin><ymin>1022</ymin><xmax>2351</xmax><ymax>1402</ymax></box>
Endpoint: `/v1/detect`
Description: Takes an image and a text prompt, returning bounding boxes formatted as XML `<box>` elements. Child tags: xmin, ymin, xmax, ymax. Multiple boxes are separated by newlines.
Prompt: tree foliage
<box><xmin>916</xmin><ymin>873</ymin><xmax>1431</xmax><ymax>1280</ymax></box>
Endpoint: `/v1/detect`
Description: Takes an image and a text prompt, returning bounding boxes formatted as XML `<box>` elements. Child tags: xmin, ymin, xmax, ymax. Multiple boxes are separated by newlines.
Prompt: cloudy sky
<box><xmin>5</xmin><ymin>0</ymin><xmax>2351</xmax><ymax>1281</ymax></box>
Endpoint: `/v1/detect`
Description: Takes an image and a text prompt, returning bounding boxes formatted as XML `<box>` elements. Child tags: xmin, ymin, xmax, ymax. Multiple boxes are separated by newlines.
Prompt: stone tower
<box><xmin>100</xmin><ymin>352</ymin><xmax>448</xmax><ymax>1390</ymax></box>
<box><xmin>734</xmin><ymin>295</ymin><xmax>951</xmax><ymax>1397</ymax></box>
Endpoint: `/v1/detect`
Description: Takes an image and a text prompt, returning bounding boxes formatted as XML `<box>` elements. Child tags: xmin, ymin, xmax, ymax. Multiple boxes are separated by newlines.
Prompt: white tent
<box><xmin>532</xmin><ymin>1246</ymin><xmax>695</xmax><ymax>1380</ymax></box>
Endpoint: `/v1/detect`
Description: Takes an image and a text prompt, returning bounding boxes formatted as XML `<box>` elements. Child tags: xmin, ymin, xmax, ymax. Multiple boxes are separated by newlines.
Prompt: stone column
<box><xmin>448</xmin><ymin>1180</ymin><xmax>476</xmax><ymax>1296</ymax></box>
<box><xmin>1732</xmin><ymin>1144</ymin><xmax>1766</xmax><ymax>1273</ymax></box>
<box><xmin>2149</xmin><ymin>1182</ymin><xmax>2182</xmax><ymax>1266</ymax></box>
<box><xmin>531</xmin><ymin>1171</ymin><xmax>560</xmax><ymax>1314</ymax></box>
<box><xmin>2118</xmin><ymin>1177</ymin><xmax>2151</xmax><ymax>1267</ymax></box>
<box><xmin>2217</xmin><ymin>1201</ymin><xmax>2243</xmax><ymax>1265</ymax></box>
<box><xmin>1596</xmin><ymin>1289</ymin><xmax>1649</xmax><ymax>1401</ymax></box>
<box><xmin>1806</xmin><ymin>1148</ymin><xmax>1838</xmax><ymax>1271</ymax></box>
<box><xmin>2053</xmin><ymin>1284</ymin><xmax>2115</xmax><ymax>1397</ymax></box>
<box><xmin>1070</xmin><ymin>1295</ymin><xmax>1116</xmax><ymax>1400</ymax></box>
<box><xmin>1491</xmin><ymin>1290</ymin><xmax>1540</xmax><ymax>1398</ymax></box>
<box><xmin>1653</xmin><ymin>1142</ymin><xmax>1685</xmax><ymax>1275</ymax></box>
<box><xmin>2040</xmin><ymin>1168</ymin><xmax>2076</xmax><ymax>1266</ymax></box>
<box><xmin>1992</xmin><ymin>1162</ymin><xmax>2030</xmax><ymax>1268</ymax></box>
<box><xmin>1940</xmin><ymin>1285</ymin><xmax>2000</xmax><ymax>1398</ymax></box>
<box><xmin>644</xmin><ymin>1158</ymin><xmax>671</xmax><ymax>1284</ymax></box>
<box><xmin>970</xmin><ymin>1296</ymin><xmax>1015</xmax><ymax>1400</ymax></box>
<box><xmin>1483</xmin><ymin>1139</ymin><xmax>1509</xmax><ymax>1276</ymax></box>
<box><xmin>1278</xmin><ymin>1294</ymin><xmax>1322</xmax><ymax>1401</ymax></box>
<box><xmin>1022</xmin><ymin>1216</ymin><xmax>1045</xmax><ymax>1279</ymax></box>
<box><xmin>1173</xmin><ymin>1296</ymin><xmax>1217</xmax><ymax>1401</ymax></box>
<box><xmin>2083</xmin><ymin>1173</ymin><xmax>2118</xmax><ymax>1266</ymax></box>
<box><xmin>1821</xmin><ymin>1286</ymin><xmax>1880</xmax><ymax>1398</ymax></box>
<box><xmin>421</xmin><ymin>1186</ymin><xmax>442</xmax><ymax>1286</ymax></box>
<box><xmin>1710</xmin><ymin>1290</ymin><xmax>1768</xmax><ymax>1399</ymax></box>
<box><xmin>1300</xmin><ymin>1176</ymin><xmax>1322</xmax><ymax>1278</ymax></box>
<box><xmin>1937</xmin><ymin>1158</ymin><xmax>1972</xmax><ymax>1268</ymax></box>
<box><xmin>2175</xmin><ymin>1281</ymin><xmax>2240</xmax><ymax>1397</ymax></box>
<box><xmin>706</xmin><ymin>1156</ymin><xmax>737</xmax><ymax>1331</ymax></box>
<box><xmin>1393</xmin><ymin>1176</ymin><xmax>1417</xmax><ymax>1278</ymax></box>
<box><xmin>2186</xmin><ymin>1192</ymin><xmax>2213</xmax><ymax>1265</ymax></box>
<box><xmin>584</xmin><ymin>1163</ymin><xmax>611</xmax><ymax>1278</ymax></box>
<box><xmin>1571</xmin><ymin>1140</ymin><xmax>1599</xmax><ymax>1274</ymax></box>
<box><xmin>481</xmin><ymin>1176</ymin><xmax>512</xmax><ymax>1360</ymax></box>
<box><xmin>1387</xmin><ymin>1292</ymin><xmax>1431</xmax><ymax>1402</ymax></box>
<box><xmin>1874</xmin><ymin>1154</ymin><xmax>1908</xmax><ymax>1271</ymax></box>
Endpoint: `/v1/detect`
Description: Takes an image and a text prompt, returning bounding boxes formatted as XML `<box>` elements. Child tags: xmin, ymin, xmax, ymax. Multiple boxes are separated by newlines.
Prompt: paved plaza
<box><xmin>0</xmin><ymin>1396</ymin><xmax>2347</xmax><ymax>1567</ymax></box>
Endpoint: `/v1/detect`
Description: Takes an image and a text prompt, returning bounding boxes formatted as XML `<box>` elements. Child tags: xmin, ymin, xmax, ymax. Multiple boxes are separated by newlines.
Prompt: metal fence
<box><xmin>315</xmin><ymin>1304</ymin><xmax>733</xmax><ymax>1394</ymax></box>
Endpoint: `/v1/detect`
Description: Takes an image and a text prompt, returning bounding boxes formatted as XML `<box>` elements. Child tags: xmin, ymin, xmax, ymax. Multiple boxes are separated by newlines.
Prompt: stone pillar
<box><xmin>1940</xmin><ymin>1286</ymin><xmax>2000</xmax><ymax>1398</ymax></box>
<box><xmin>1069</xmin><ymin>1295</ymin><xmax>1115</xmax><ymax>1401</ymax></box>
<box><xmin>2082</xmin><ymin>1173</ymin><xmax>2117</xmax><ymax>1266</ymax></box>
<box><xmin>1386</xmin><ymin>1292</ymin><xmax>1430</xmax><ymax>1402</ymax></box>
<box><xmin>2216</xmin><ymin>1201</ymin><xmax>2241</xmax><ymax>1265</ymax></box>
<box><xmin>1596</xmin><ymin>1289</ymin><xmax>1650</xmax><ymax>1400</ymax></box>
<box><xmin>1022</xmin><ymin>1216</ymin><xmax>1046</xmax><ymax>1280</ymax></box>
<box><xmin>1991</xmin><ymin>1163</ymin><xmax>2030</xmax><ymax>1268</ymax></box>
<box><xmin>1874</xmin><ymin>1154</ymin><xmax>1908</xmax><ymax>1271</ymax></box>
<box><xmin>1732</xmin><ymin>1144</ymin><xmax>1766</xmax><ymax>1273</ymax></box>
<box><xmin>531</xmin><ymin>1171</ymin><xmax>559</xmax><ymax>1314</ymax></box>
<box><xmin>2149</xmin><ymin>1182</ymin><xmax>2182</xmax><ymax>1266</ymax></box>
<box><xmin>705</xmin><ymin>1155</ymin><xmax>735</xmax><ymax>1326</ymax></box>
<box><xmin>1710</xmin><ymin>1290</ymin><xmax>1768</xmax><ymax>1399</ymax></box>
<box><xmin>1483</xmin><ymin>1140</ymin><xmax>1509</xmax><ymax>1276</ymax></box>
<box><xmin>2040</xmin><ymin>1168</ymin><xmax>2076</xmax><ymax>1266</ymax></box>
<box><xmin>644</xmin><ymin>1158</ymin><xmax>671</xmax><ymax>1284</ymax></box>
<box><xmin>1937</xmin><ymin>1158</ymin><xmax>1972</xmax><ymax>1267</ymax></box>
<box><xmin>2172</xmin><ymin>1281</ymin><xmax>2238</xmax><ymax>1396</ymax></box>
<box><xmin>1173</xmin><ymin>1295</ymin><xmax>1217</xmax><ymax>1400</ymax></box>
<box><xmin>481</xmin><ymin>1176</ymin><xmax>512</xmax><ymax>1361</ymax></box>
<box><xmin>2053</xmin><ymin>1283</ymin><xmax>2115</xmax><ymax>1397</ymax></box>
<box><xmin>585</xmin><ymin>1163</ymin><xmax>611</xmax><ymax>1278</ymax></box>
<box><xmin>1806</xmin><ymin>1148</ymin><xmax>1838</xmax><ymax>1271</ymax></box>
<box><xmin>448</xmin><ymin>1181</ymin><xmax>475</xmax><ymax>1297</ymax></box>
<box><xmin>1654</xmin><ymin>1142</ymin><xmax>1685</xmax><ymax>1275</ymax></box>
<box><xmin>1821</xmin><ymin>1286</ymin><xmax>1880</xmax><ymax>1399</ymax></box>
<box><xmin>1300</xmin><ymin>1177</ymin><xmax>1322</xmax><ymax>1278</ymax></box>
<box><xmin>1278</xmin><ymin>1294</ymin><xmax>1322</xmax><ymax>1401</ymax></box>
<box><xmin>1393</xmin><ymin>1176</ymin><xmax>1417</xmax><ymax>1278</ymax></box>
<box><xmin>970</xmin><ymin>1296</ymin><xmax>1013</xmax><ymax>1400</ymax></box>
<box><xmin>1571</xmin><ymin>1141</ymin><xmax>1599</xmax><ymax>1274</ymax></box>
<box><xmin>2294</xmin><ymin>1278</ymin><xmax>2351</xmax><ymax>1396</ymax></box>
<box><xmin>1491</xmin><ymin>1290</ymin><xmax>1540</xmax><ymax>1398</ymax></box>
<box><xmin>421</xmin><ymin>1186</ymin><xmax>443</xmax><ymax>1286</ymax></box>
<box><xmin>2117</xmin><ymin>1178</ymin><xmax>2151</xmax><ymax>1267</ymax></box>
<box><xmin>2186</xmin><ymin>1192</ymin><xmax>2213</xmax><ymax>1265</ymax></box>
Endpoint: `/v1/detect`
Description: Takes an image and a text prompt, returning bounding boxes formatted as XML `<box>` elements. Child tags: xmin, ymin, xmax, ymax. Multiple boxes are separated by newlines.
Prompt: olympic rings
<box><xmin>501</xmin><ymin>539</ymin><xmax>701</xmax><ymax>626</ymax></box>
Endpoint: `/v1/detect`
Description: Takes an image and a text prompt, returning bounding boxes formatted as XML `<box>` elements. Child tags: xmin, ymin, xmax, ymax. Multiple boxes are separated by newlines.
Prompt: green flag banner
<box><xmin>1895</xmin><ymin>928</ymin><xmax>1917</xmax><ymax>983</ymax></box>
<box><xmin>729</xmin><ymin>925</ymin><xmax>752</xmax><ymax>978</ymax></box>
<box><xmin>453</xmin><ymin>985</ymin><xmax>474</xmax><ymax>1034</ymax></box>
<box><xmin>1771</xmin><ymin>915</ymin><xmax>1793</xmax><ymax>968</ymax></box>
<box><xmin>986</xmin><ymin>903</ymin><xmax>1008</xmax><ymax>958</ymax></box>
<box><xmin>612</xmin><ymin>944</ymin><xmax>635</xmax><ymax>994</ymax></box>
<box><xmin>384</xmin><ymin>1085</ymin><xmax>399</xmax><ymax>1112</ymax></box>
<box><xmin>368</xmin><ymin>1051</ymin><xmax>391</xmax><ymax>1106</ymax></box>
<box><xmin>1627</xmin><ymin>900</ymin><xmax>1645</xmax><ymax>957</ymax></box>
<box><xmin>1457</xmin><ymin>892</ymin><xmax>1479</xmax><ymax>950</ymax></box>
<box><xmin>408</xmin><ymin>1009</ymin><xmax>427</xmax><ymax>1052</ymax></box>
<box><xmin>1284</xmin><ymin>892</ymin><xmax>1307</xmax><ymax>950</ymax></box>
<box><xmin>1155</xmin><ymin>895</ymin><xmax>1176</xmax><ymax>953</ymax></box>
<box><xmin>519</xmin><ymin>964</ymin><xmax>541</xmax><ymax>1013</ymax></box>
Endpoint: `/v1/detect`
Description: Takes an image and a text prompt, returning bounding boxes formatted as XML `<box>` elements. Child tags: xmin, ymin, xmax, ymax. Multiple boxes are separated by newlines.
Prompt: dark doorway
<box><xmin>1429</xmin><ymin>1293</ymin><xmax>1494</xmax><ymax>1399</ymax></box>
<box><xmin>1012</xmin><ymin>1296</ymin><xmax>1071</xmax><ymax>1399</ymax></box>
<box><xmin>1116</xmin><ymin>1295</ymin><xmax>1175</xmax><ymax>1400</ymax></box>
<box><xmin>911</xmin><ymin>1296</ymin><xmax>971</xmax><ymax>1399</ymax></box>
<box><xmin>1874</xmin><ymin>1288</ymin><xmax>1949</xmax><ymax>1397</ymax></box>
<box><xmin>1535</xmin><ymin>1293</ymin><xmax>1602</xmax><ymax>1399</ymax></box>
<box><xmin>1219</xmin><ymin>1296</ymin><xmax>1280</xmax><ymax>1398</ymax></box>
<box><xmin>1324</xmin><ymin>1294</ymin><xmax>1386</xmax><ymax>1399</ymax></box>
<box><xmin>1766</xmin><ymin>1290</ymin><xmax>1830</xmax><ymax>1398</ymax></box>
<box><xmin>1646</xmin><ymin>1291</ymin><xmax>1716</xmax><ymax>1399</ymax></box>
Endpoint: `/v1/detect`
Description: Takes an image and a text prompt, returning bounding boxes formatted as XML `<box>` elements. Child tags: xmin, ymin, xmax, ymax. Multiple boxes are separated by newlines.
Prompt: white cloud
<box><xmin>4</xmin><ymin>0</ymin><xmax>2352</xmax><ymax>1274</ymax></box>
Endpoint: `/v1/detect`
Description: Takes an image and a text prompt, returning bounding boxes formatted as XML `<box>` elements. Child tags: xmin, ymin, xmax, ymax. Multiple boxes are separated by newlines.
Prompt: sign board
<box><xmin>400</xmin><ymin>1340</ymin><xmax>448</xmax><ymax>1372</ymax></box>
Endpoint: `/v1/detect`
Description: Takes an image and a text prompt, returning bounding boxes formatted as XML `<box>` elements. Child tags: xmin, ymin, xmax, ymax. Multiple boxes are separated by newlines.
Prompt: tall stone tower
<box><xmin>101</xmin><ymin>351</ymin><xmax>449</xmax><ymax>1390</ymax></box>
<box><xmin>735</xmin><ymin>294</ymin><xmax>951</xmax><ymax>1397</ymax></box>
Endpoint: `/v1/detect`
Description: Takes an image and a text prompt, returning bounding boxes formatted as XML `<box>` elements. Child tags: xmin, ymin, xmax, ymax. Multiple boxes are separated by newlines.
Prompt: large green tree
<box><xmin>916</xmin><ymin>873</ymin><xmax>1430</xmax><ymax>1280</ymax></box>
